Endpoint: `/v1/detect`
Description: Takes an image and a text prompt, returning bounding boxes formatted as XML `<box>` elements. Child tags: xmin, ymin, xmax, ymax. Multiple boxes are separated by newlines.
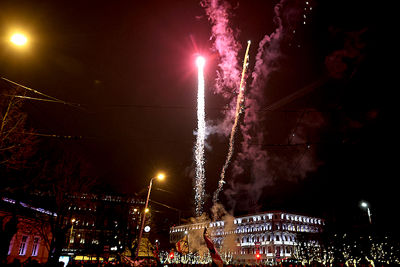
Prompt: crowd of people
<box><xmin>1</xmin><ymin>258</ymin><xmax>380</xmax><ymax>267</ymax></box>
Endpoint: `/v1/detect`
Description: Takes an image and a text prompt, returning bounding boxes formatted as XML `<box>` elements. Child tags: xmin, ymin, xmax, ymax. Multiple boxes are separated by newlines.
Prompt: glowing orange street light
<box><xmin>157</xmin><ymin>173</ymin><xmax>165</xmax><ymax>180</ymax></box>
<box><xmin>10</xmin><ymin>33</ymin><xmax>28</xmax><ymax>46</ymax></box>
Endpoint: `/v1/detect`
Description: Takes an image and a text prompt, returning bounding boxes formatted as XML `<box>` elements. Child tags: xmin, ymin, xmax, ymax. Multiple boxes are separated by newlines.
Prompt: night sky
<box><xmin>0</xmin><ymin>0</ymin><xmax>390</xmax><ymax>228</ymax></box>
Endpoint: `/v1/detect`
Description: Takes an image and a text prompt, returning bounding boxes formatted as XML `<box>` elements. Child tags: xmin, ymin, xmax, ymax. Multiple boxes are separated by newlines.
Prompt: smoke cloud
<box><xmin>202</xmin><ymin>0</ymin><xmax>323</xmax><ymax>213</ymax></box>
<box><xmin>325</xmin><ymin>28</ymin><xmax>367</xmax><ymax>79</ymax></box>
<box><xmin>201</xmin><ymin>0</ymin><xmax>241</xmax><ymax>97</ymax></box>
<box><xmin>185</xmin><ymin>203</ymin><xmax>237</xmax><ymax>255</ymax></box>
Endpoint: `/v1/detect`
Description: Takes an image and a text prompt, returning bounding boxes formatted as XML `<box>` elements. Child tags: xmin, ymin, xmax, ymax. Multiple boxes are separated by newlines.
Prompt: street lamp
<box><xmin>68</xmin><ymin>219</ymin><xmax>76</xmax><ymax>249</ymax></box>
<box><xmin>135</xmin><ymin>172</ymin><xmax>165</xmax><ymax>258</ymax></box>
<box><xmin>10</xmin><ymin>33</ymin><xmax>28</xmax><ymax>46</ymax></box>
<box><xmin>360</xmin><ymin>201</ymin><xmax>372</xmax><ymax>224</ymax></box>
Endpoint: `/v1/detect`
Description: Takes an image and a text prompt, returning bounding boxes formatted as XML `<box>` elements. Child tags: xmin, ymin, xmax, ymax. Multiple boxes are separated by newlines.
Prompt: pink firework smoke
<box><xmin>201</xmin><ymin>0</ymin><xmax>241</xmax><ymax>97</ymax></box>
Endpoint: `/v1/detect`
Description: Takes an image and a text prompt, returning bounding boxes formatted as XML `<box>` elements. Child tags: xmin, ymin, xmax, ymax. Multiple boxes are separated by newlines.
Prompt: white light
<box><xmin>196</xmin><ymin>56</ymin><xmax>205</xmax><ymax>68</ymax></box>
<box><xmin>144</xmin><ymin>226</ymin><xmax>151</xmax><ymax>232</ymax></box>
<box><xmin>10</xmin><ymin>33</ymin><xmax>28</xmax><ymax>46</ymax></box>
<box><xmin>194</xmin><ymin>53</ymin><xmax>206</xmax><ymax>216</ymax></box>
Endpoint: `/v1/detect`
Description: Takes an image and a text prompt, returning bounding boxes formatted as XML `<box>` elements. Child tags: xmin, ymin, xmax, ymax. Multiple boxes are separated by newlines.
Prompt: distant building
<box><xmin>170</xmin><ymin>211</ymin><xmax>324</xmax><ymax>264</ymax></box>
<box><xmin>2</xmin><ymin>193</ymin><xmax>146</xmax><ymax>263</ymax></box>
<box><xmin>61</xmin><ymin>193</ymin><xmax>145</xmax><ymax>261</ymax></box>
<box><xmin>1</xmin><ymin>210</ymin><xmax>52</xmax><ymax>264</ymax></box>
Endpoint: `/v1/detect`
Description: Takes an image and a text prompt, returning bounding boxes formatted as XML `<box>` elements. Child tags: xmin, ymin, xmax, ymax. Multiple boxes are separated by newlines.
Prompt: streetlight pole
<box><xmin>68</xmin><ymin>219</ymin><xmax>76</xmax><ymax>249</ymax></box>
<box><xmin>135</xmin><ymin>173</ymin><xmax>165</xmax><ymax>258</ymax></box>
<box><xmin>361</xmin><ymin>201</ymin><xmax>372</xmax><ymax>224</ymax></box>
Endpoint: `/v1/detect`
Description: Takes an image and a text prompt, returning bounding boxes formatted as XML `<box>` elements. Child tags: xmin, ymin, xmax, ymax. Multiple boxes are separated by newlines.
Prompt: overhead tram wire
<box><xmin>0</xmin><ymin>75</ymin><xmax>341</xmax><ymax>115</ymax></box>
<box><xmin>0</xmin><ymin>96</ymin><xmax>367</xmax><ymax>115</ymax></box>
<box><xmin>18</xmin><ymin>131</ymin><xmax>85</xmax><ymax>140</ymax></box>
<box><xmin>1</xmin><ymin>77</ymin><xmax>85</xmax><ymax>111</ymax></box>
<box><xmin>17</xmin><ymin>129</ymin><xmax>359</xmax><ymax>147</ymax></box>
<box><xmin>84</xmin><ymin>76</ymin><xmax>333</xmax><ymax>114</ymax></box>
<box><xmin>87</xmin><ymin>103</ymin><xmax>366</xmax><ymax>114</ymax></box>
<box><xmin>262</xmin><ymin>76</ymin><xmax>330</xmax><ymax>112</ymax></box>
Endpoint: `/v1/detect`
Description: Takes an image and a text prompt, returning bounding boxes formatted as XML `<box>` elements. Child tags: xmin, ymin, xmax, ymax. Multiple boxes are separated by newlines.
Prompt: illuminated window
<box><xmin>31</xmin><ymin>237</ymin><xmax>40</xmax><ymax>256</ymax></box>
<box><xmin>8</xmin><ymin>236</ymin><xmax>15</xmax><ymax>255</ymax></box>
<box><xmin>19</xmin><ymin>236</ymin><xmax>28</xmax><ymax>255</ymax></box>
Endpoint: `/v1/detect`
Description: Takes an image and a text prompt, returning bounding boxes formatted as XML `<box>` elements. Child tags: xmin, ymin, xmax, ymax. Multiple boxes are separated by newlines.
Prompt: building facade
<box><xmin>1</xmin><ymin>210</ymin><xmax>52</xmax><ymax>264</ymax></box>
<box><xmin>2</xmin><ymin>193</ymin><xmax>146</xmax><ymax>264</ymax></box>
<box><xmin>170</xmin><ymin>211</ymin><xmax>324</xmax><ymax>264</ymax></box>
<box><xmin>62</xmin><ymin>193</ymin><xmax>145</xmax><ymax>261</ymax></box>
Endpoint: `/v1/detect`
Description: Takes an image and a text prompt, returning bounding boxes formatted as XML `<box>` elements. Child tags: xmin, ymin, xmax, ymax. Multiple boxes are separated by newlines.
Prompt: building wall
<box><xmin>1</xmin><ymin>193</ymin><xmax>145</xmax><ymax>262</ymax></box>
<box><xmin>62</xmin><ymin>194</ymin><xmax>144</xmax><ymax>259</ymax></box>
<box><xmin>170</xmin><ymin>211</ymin><xmax>324</xmax><ymax>263</ymax></box>
<box><xmin>5</xmin><ymin>216</ymin><xmax>51</xmax><ymax>264</ymax></box>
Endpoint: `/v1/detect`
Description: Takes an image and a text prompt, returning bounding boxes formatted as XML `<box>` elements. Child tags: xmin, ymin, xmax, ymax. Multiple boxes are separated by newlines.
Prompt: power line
<box><xmin>16</xmin><ymin>130</ymin><xmax>358</xmax><ymax>148</ymax></box>
<box><xmin>18</xmin><ymin>132</ymin><xmax>84</xmax><ymax>139</ymax></box>
<box><xmin>1</xmin><ymin>77</ymin><xmax>84</xmax><ymax>110</ymax></box>
<box><xmin>1</xmin><ymin>76</ymin><xmax>370</xmax><ymax>116</ymax></box>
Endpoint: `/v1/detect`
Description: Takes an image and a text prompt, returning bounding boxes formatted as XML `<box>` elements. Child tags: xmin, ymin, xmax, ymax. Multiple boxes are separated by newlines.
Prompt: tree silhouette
<box><xmin>34</xmin><ymin>152</ymin><xmax>98</xmax><ymax>264</ymax></box>
<box><xmin>0</xmin><ymin>85</ymin><xmax>36</xmax><ymax>170</ymax></box>
<box><xmin>0</xmin><ymin>84</ymin><xmax>37</xmax><ymax>264</ymax></box>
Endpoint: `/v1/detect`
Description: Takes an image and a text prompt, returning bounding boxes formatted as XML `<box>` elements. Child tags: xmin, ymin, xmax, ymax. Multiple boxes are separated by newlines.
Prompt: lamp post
<box><xmin>135</xmin><ymin>173</ymin><xmax>165</xmax><ymax>258</ymax></box>
<box><xmin>360</xmin><ymin>201</ymin><xmax>372</xmax><ymax>224</ymax></box>
<box><xmin>68</xmin><ymin>218</ymin><xmax>76</xmax><ymax>249</ymax></box>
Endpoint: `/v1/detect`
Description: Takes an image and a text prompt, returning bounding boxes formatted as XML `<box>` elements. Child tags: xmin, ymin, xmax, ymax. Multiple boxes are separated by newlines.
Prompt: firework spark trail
<box><xmin>213</xmin><ymin>41</ymin><xmax>251</xmax><ymax>204</ymax></box>
<box><xmin>195</xmin><ymin>56</ymin><xmax>206</xmax><ymax>216</ymax></box>
<box><xmin>224</xmin><ymin>0</ymin><xmax>317</xmax><ymax>211</ymax></box>
<box><xmin>226</xmin><ymin>2</ymin><xmax>285</xmax><ymax>210</ymax></box>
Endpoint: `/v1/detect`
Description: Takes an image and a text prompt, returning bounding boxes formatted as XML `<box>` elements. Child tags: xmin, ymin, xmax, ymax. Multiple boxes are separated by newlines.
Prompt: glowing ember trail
<box><xmin>195</xmin><ymin>56</ymin><xmax>206</xmax><ymax>216</ymax></box>
<box><xmin>213</xmin><ymin>41</ymin><xmax>251</xmax><ymax>204</ymax></box>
